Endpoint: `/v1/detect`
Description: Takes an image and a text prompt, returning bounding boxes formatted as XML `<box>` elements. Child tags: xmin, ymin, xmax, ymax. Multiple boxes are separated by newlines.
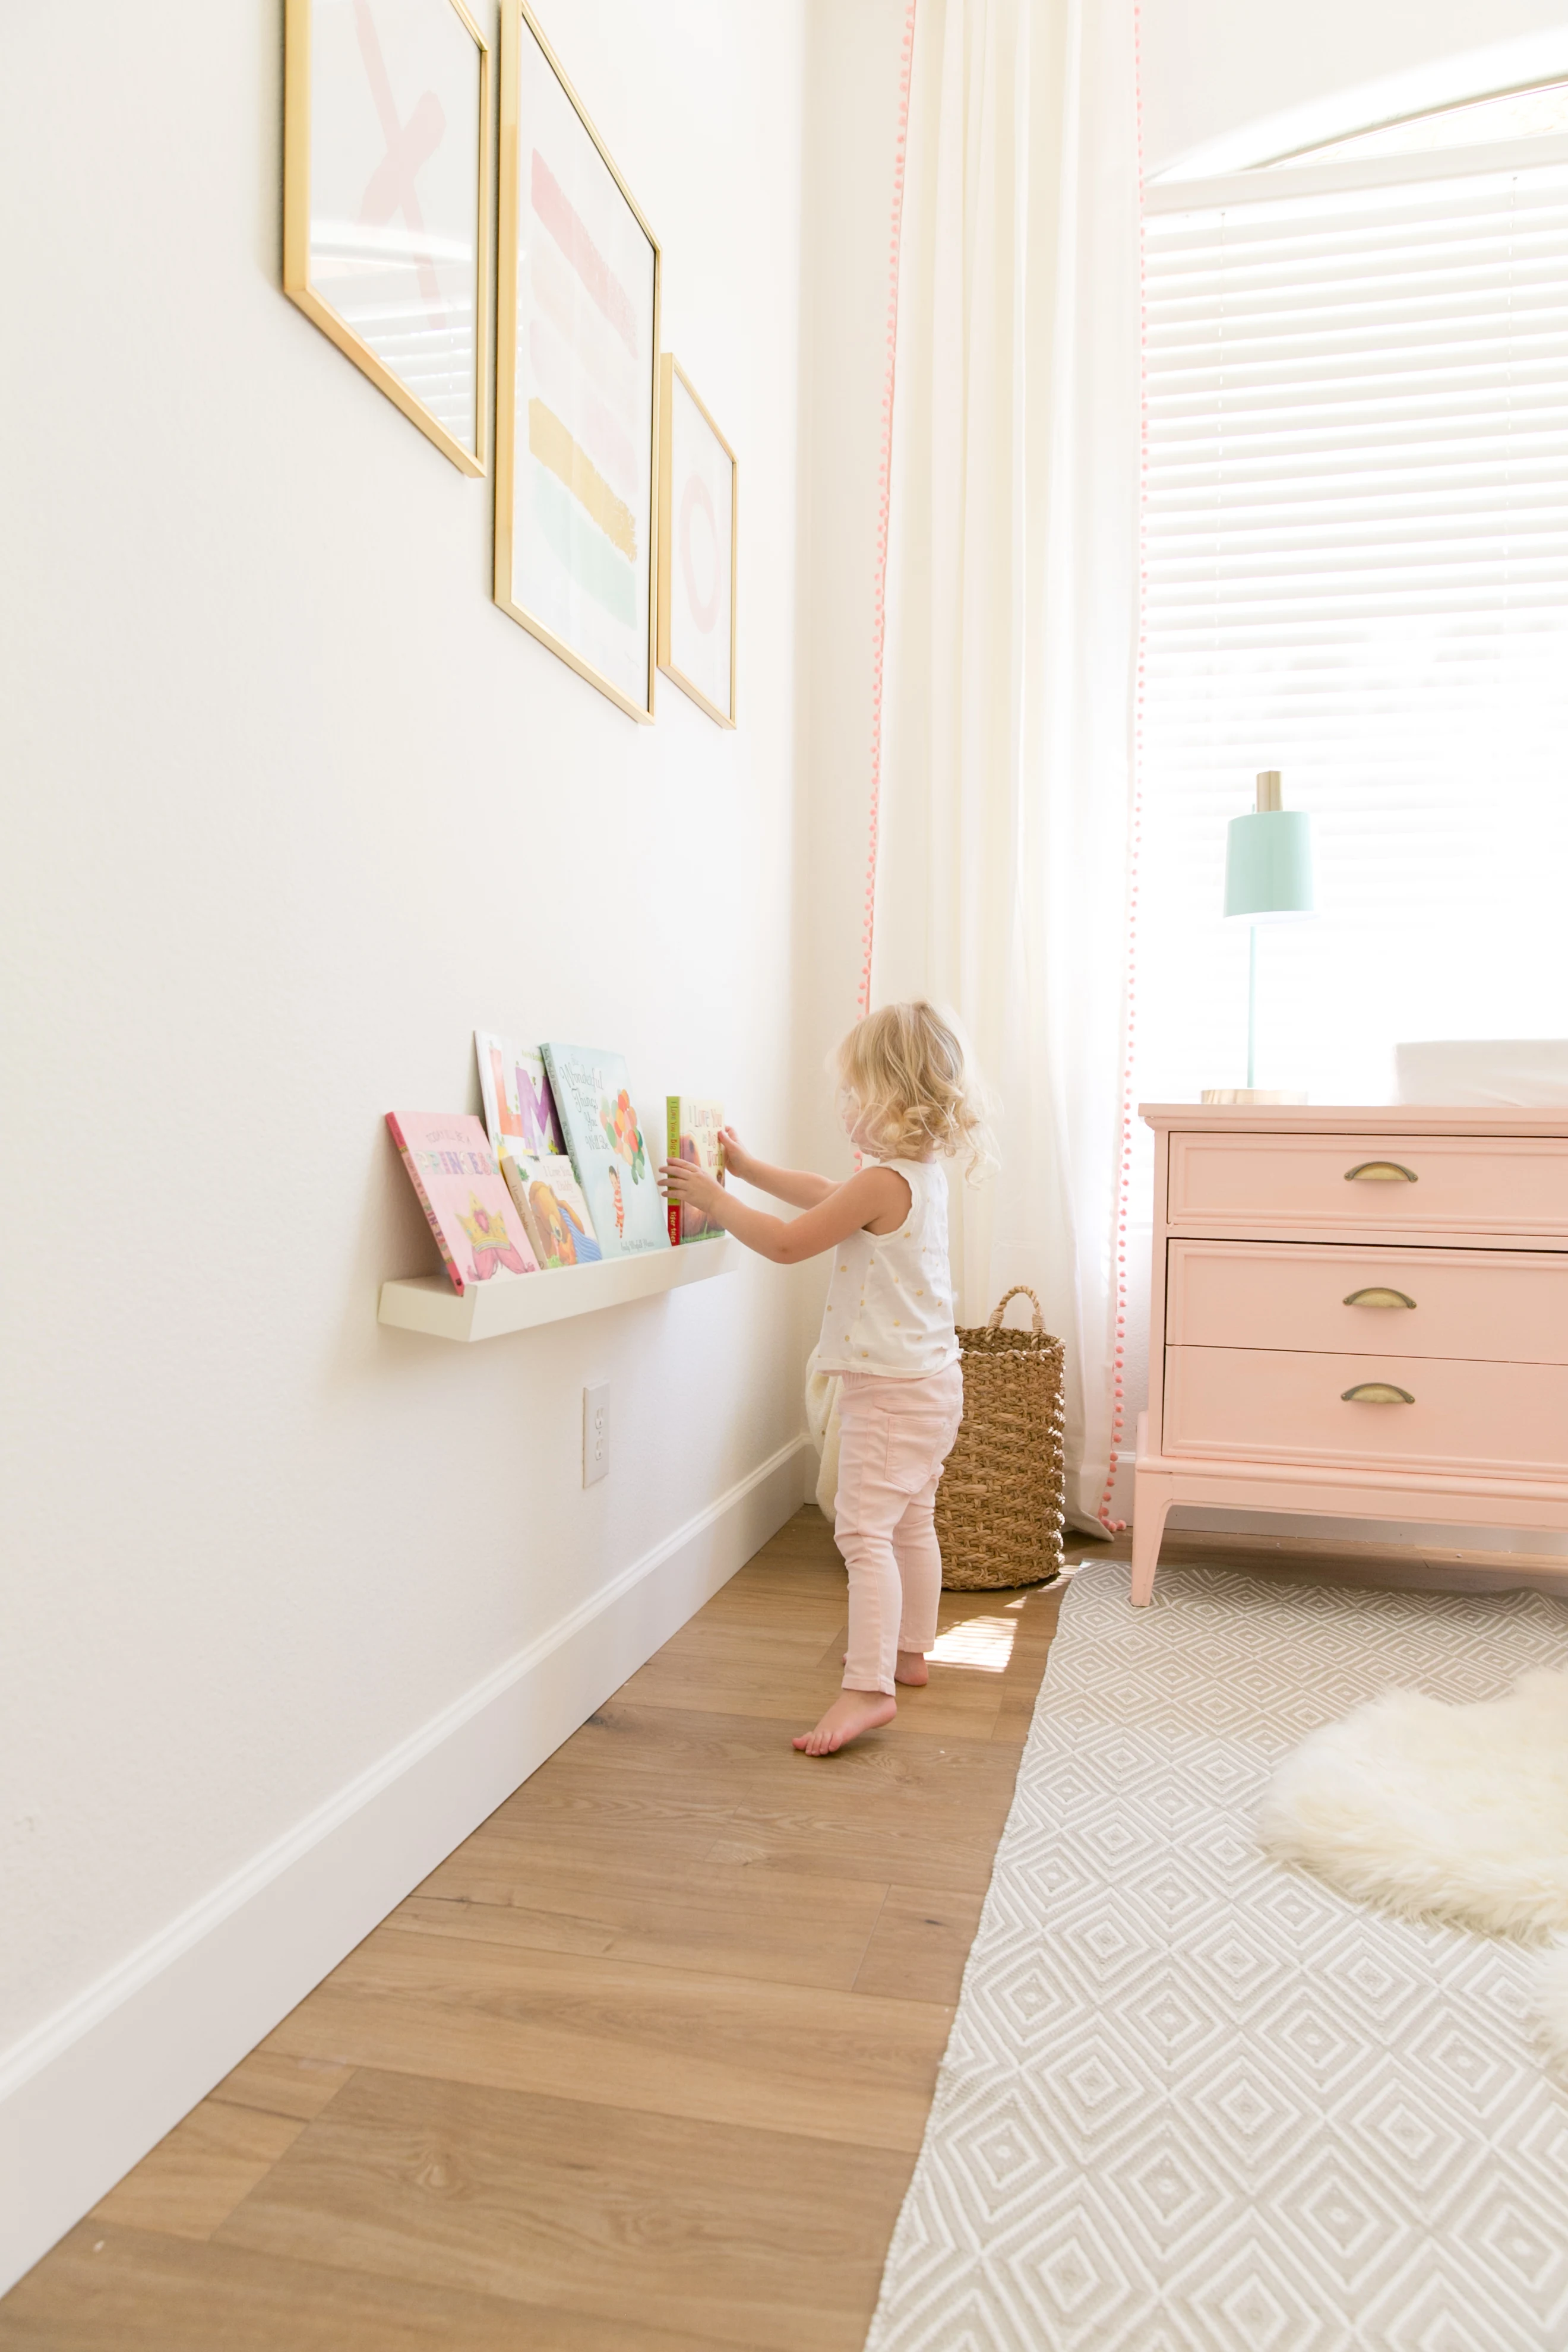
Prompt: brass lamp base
<box><xmin>1200</xmin><ymin>1088</ymin><xmax>1308</xmax><ymax>1106</ymax></box>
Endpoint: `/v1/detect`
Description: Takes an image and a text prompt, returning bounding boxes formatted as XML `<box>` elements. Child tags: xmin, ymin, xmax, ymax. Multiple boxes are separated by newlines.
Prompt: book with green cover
<box><xmin>665</xmin><ymin>1098</ymin><xmax>726</xmax><ymax>1244</ymax></box>
<box><xmin>540</xmin><ymin>1044</ymin><xmax>668</xmax><ymax>1257</ymax></box>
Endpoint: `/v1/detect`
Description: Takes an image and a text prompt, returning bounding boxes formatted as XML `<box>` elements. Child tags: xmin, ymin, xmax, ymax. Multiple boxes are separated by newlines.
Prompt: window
<box><xmin>1134</xmin><ymin>123</ymin><xmax>1568</xmax><ymax>1108</ymax></box>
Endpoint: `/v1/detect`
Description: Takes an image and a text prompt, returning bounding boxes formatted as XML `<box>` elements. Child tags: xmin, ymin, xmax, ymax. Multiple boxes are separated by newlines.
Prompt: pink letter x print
<box><xmin>353</xmin><ymin>0</ymin><xmax>449</xmax><ymax>325</ymax></box>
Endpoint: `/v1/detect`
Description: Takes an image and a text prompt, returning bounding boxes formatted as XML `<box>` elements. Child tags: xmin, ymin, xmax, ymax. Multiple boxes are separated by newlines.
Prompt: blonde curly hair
<box><xmin>833</xmin><ymin>1001</ymin><xmax>997</xmax><ymax>1180</ymax></box>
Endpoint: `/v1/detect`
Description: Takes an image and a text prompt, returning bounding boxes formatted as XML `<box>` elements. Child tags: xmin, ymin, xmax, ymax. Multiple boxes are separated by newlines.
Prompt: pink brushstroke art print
<box><xmin>303</xmin><ymin>0</ymin><xmax>484</xmax><ymax>454</ymax></box>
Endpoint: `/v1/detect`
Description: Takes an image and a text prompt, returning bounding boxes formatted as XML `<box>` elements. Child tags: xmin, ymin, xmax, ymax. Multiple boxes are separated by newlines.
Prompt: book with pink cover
<box><xmin>475</xmin><ymin>1031</ymin><xmax>566</xmax><ymax>1158</ymax></box>
<box><xmin>387</xmin><ymin>1112</ymin><xmax>539</xmax><ymax>1295</ymax></box>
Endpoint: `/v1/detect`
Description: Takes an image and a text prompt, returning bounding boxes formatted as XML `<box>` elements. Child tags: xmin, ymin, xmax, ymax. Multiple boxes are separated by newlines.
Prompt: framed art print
<box><xmin>283</xmin><ymin>0</ymin><xmax>491</xmax><ymax>475</ymax></box>
<box><xmin>657</xmin><ymin>356</ymin><xmax>737</xmax><ymax>728</ymax></box>
<box><xmin>494</xmin><ymin>1</ymin><xmax>661</xmax><ymax>722</ymax></box>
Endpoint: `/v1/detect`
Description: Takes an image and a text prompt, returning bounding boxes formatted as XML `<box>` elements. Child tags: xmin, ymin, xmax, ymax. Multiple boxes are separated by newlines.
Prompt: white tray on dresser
<box><xmin>1131</xmin><ymin>1105</ymin><xmax>1568</xmax><ymax>1604</ymax></box>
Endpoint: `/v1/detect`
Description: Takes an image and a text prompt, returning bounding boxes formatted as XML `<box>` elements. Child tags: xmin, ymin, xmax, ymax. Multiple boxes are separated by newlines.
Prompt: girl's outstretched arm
<box><xmin>660</xmin><ymin>1159</ymin><xmax>909</xmax><ymax>1266</ymax></box>
<box><xmin>717</xmin><ymin>1126</ymin><xmax>837</xmax><ymax>1210</ymax></box>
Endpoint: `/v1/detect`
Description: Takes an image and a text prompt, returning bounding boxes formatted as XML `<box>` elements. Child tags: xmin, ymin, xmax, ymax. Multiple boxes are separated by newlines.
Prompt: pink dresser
<box><xmin>1131</xmin><ymin>1105</ymin><xmax>1568</xmax><ymax>1604</ymax></box>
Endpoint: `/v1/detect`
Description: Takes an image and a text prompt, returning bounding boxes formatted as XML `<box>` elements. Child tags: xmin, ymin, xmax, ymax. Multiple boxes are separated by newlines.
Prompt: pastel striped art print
<box><xmin>494</xmin><ymin>2</ymin><xmax>660</xmax><ymax>720</ymax></box>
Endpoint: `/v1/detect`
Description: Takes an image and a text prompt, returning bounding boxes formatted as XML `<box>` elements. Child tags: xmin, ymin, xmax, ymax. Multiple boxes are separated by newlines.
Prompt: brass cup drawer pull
<box><xmin>1343</xmin><ymin>1286</ymin><xmax>1417</xmax><ymax>1309</ymax></box>
<box><xmin>1342</xmin><ymin>1381</ymin><xmax>1415</xmax><ymax>1405</ymax></box>
<box><xmin>1345</xmin><ymin>1161</ymin><xmax>1418</xmax><ymax>1183</ymax></box>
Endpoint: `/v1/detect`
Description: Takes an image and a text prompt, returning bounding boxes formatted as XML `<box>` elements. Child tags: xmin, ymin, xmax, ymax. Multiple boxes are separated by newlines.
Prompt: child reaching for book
<box><xmin>659</xmin><ymin>1001</ymin><xmax>992</xmax><ymax>1757</ymax></box>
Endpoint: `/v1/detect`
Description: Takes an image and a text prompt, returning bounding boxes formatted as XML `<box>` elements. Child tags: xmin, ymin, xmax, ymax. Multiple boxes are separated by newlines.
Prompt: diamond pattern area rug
<box><xmin>866</xmin><ymin>1561</ymin><xmax>1568</xmax><ymax>2352</ymax></box>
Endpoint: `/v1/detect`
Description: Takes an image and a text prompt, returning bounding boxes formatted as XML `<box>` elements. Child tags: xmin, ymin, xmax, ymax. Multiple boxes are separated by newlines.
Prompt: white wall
<box><xmin>1141</xmin><ymin>0</ymin><xmax>1568</xmax><ymax>178</ymax></box>
<box><xmin>0</xmin><ymin>0</ymin><xmax>810</xmax><ymax>2280</ymax></box>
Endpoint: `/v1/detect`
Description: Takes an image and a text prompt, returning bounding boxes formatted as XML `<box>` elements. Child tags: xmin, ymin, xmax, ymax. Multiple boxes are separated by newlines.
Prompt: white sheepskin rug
<box><xmin>1260</xmin><ymin>1667</ymin><xmax>1568</xmax><ymax>2059</ymax></box>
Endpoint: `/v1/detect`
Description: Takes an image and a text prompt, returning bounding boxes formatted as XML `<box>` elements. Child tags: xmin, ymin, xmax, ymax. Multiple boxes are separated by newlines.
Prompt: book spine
<box><xmin>386</xmin><ymin>1114</ymin><xmax>465</xmax><ymax>1295</ymax></box>
<box><xmin>666</xmin><ymin>1096</ymin><xmax>682</xmax><ymax>1248</ymax></box>
<box><xmin>503</xmin><ymin>1153</ymin><xmax>555</xmax><ymax>1269</ymax></box>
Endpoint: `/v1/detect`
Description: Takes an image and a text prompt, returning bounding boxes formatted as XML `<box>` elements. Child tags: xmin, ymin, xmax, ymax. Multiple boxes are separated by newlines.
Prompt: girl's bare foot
<box><xmin>841</xmin><ymin>1649</ymin><xmax>930</xmax><ymax>1686</ymax></box>
<box><xmin>794</xmin><ymin>1689</ymin><xmax>897</xmax><ymax>1755</ymax></box>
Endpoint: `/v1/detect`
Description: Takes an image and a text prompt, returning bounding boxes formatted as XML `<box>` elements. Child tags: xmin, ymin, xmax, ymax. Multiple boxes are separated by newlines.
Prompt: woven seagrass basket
<box><xmin>934</xmin><ymin>1285</ymin><xmax>1066</xmax><ymax>1591</ymax></box>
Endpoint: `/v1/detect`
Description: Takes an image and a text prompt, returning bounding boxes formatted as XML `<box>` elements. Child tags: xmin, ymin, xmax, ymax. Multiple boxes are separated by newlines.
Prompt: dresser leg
<box><xmin>1130</xmin><ymin>1482</ymin><xmax>1171</xmax><ymax>1607</ymax></box>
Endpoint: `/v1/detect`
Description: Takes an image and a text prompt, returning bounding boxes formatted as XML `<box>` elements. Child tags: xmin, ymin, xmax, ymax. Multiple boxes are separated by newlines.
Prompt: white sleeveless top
<box><xmin>815</xmin><ymin>1158</ymin><xmax>959</xmax><ymax>1379</ymax></box>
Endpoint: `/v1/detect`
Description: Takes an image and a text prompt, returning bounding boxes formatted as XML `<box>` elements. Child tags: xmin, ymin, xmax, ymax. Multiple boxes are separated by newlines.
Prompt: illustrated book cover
<box><xmin>540</xmin><ymin>1045</ymin><xmax>669</xmax><ymax>1257</ymax></box>
<box><xmin>386</xmin><ymin>1112</ymin><xmax>539</xmax><ymax>1295</ymax></box>
<box><xmin>502</xmin><ymin>1149</ymin><xmax>603</xmax><ymax>1267</ymax></box>
<box><xmin>665</xmin><ymin>1097</ymin><xmax>725</xmax><ymax>1244</ymax></box>
<box><xmin>475</xmin><ymin>1030</ymin><xmax>567</xmax><ymax>1158</ymax></box>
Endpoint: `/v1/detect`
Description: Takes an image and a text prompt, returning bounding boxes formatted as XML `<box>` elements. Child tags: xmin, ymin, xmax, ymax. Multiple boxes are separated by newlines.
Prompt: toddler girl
<box><xmin>660</xmin><ymin>1001</ymin><xmax>991</xmax><ymax>1756</ymax></box>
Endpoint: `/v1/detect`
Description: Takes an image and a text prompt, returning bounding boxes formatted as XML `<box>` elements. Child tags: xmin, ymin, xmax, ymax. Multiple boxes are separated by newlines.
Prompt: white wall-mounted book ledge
<box><xmin>378</xmin><ymin>1239</ymin><xmax>738</xmax><ymax>1342</ymax></box>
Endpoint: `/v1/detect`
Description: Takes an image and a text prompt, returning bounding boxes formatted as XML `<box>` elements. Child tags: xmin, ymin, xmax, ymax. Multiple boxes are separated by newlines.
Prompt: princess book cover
<box><xmin>387</xmin><ymin>1112</ymin><xmax>539</xmax><ymax>1295</ymax></box>
<box><xmin>540</xmin><ymin>1045</ymin><xmax>669</xmax><ymax>1258</ymax></box>
<box><xmin>475</xmin><ymin>1031</ymin><xmax>567</xmax><ymax>1158</ymax></box>
<box><xmin>502</xmin><ymin>1150</ymin><xmax>602</xmax><ymax>1268</ymax></box>
<box><xmin>665</xmin><ymin>1098</ymin><xmax>725</xmax><ymax>1244</ymax></box>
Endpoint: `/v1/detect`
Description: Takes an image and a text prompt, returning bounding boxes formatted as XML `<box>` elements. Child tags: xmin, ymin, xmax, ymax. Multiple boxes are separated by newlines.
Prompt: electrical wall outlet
<box><xmin>582</xmin><ymin>1380</ymin><xmax>610</xmax><ymax>1487</ymax></box>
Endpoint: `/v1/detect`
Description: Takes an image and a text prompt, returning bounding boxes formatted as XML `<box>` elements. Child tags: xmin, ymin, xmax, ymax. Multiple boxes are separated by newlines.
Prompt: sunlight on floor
<box><xmin>930</xmin><ymin>1614</ymin><xmax>1018</xmax><ymax>1673</ymax></box>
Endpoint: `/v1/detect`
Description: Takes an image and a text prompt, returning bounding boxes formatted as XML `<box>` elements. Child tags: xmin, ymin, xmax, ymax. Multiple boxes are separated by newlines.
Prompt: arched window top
<box><xmin>1263</xmin><ymin>78</ymin><xmax>1568</xmax><ymax>171</ymax></box>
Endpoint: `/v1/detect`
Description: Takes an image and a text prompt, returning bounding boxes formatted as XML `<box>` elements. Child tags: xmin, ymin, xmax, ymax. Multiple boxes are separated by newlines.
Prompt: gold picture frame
<box><xmin>494</xmin><ymin>0</ymin><xmax>662</xmax><ymax>723</ymax></box>
<box><xmin>283</xmin><ymin>0</ymin><xmax>492</xmax><ymax>476</ymax></box>
<box><xmin>657</xmin><ymin>356</ymin><xmax>738</xmax><ymax>728</ymax></box>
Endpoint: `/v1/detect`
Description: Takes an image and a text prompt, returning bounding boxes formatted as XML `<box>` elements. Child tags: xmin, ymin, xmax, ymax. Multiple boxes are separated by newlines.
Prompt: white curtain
<box><xmin>871</xmin><ymin>0</ymin><xmax>1142</xmax><ymax>1523</ymax></box>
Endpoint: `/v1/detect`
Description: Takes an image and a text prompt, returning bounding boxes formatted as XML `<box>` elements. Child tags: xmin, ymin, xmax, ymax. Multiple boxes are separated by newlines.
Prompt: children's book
<box><xmin>665</xmin><ymin>1098</ymin><xmax>726</xmax><ymax>1244</ymax></box>
<box><xmin>541</xmin><ymin>1045</ymin><xmax>669</xmax><ymax>1257</ymax></box>
<box><xmin>475</xmin><ymin>1031</ymin><xmax>566</xmax><ymax>1158</ymax></box>
<box><xmin>502</xmin><ymin>1149</ymin><xmax>603</xmax><ymax>1267</ymax></box>
<box><xmin>387</xmin><ymin>1112</ymin><xmax>539</xmax><ymax>1294</ymax></box>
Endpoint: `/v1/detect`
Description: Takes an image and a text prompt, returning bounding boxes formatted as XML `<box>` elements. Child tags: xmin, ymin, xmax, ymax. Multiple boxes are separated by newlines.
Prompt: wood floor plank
<box><xmin>618</xmin><ymin>1658</ymin><xmax>1005</xmax><ymax>1740</ymax></box>
<box><xmin>400</xmin><ymin>1851</ymin><xmax>889</xmax><ymax>1991</ymax></box>
<box><xmin>0</xmin><ymin>2223</ymin><xmax>731</xmax><ymax>2351</ymax></box>
<box><xmin>208</xmin><ymin>2050</ymin><xmax>356</xmax><ymax>2123</ymax></box>
<box><xmin>475</xmin><ymin>1741</ymin><xmax>1019</xmax><ymax>1892</ymax></box>
<box><xmin>217</xmin><ymin>2070</ymin><xmax>908</xmax><ymax>2352</ymax></box>
<box><xmin>261</xmin><ymin>1928</ymin><xmax>952</xmax><ymax>2154</ymax></box>
<box><xmin>90</xmin><ymin>2100</ymin><xmax>310</xmax><ymax>2242</ymax></box>
<box><xmin>990</xmin><ymin>1690</ymin><xmax>1044</xmax><ymax>1746</ymax></box>
<box><xmin>852</xmin><ymin>1883</ymin><xmax>988</xmax><ymax>2005</ymax></box>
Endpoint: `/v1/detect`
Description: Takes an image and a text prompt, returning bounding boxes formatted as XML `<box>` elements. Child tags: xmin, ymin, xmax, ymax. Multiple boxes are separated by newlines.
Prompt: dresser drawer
<box><xmin>1167</xmin><ymin>1131</ymin><xmax>1568</xmax><ymax>1241</ymax></box>
<box><xmin>1164</xmin><ymin>1345</ymin><xmax>1568</xmax><ymax>1481</ymax></box>
<box><xmin>1168</xmin><ymin>1241</ymin><xmax>1568</xmax><ymax>1365</ymax></box>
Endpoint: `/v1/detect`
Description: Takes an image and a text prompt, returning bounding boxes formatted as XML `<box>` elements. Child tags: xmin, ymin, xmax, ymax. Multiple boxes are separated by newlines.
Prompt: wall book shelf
<box><xmin>378</xmin><ymin>1240</ymin><xmax>738</xmax><ymax>1342</ymax></box>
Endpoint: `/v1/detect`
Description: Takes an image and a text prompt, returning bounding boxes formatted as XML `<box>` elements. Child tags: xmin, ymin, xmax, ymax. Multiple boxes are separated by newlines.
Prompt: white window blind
<box><xmin>1136</xmin><ymin>157</ymin><xmax>1568</xmax><ymax>1106</ymax></box>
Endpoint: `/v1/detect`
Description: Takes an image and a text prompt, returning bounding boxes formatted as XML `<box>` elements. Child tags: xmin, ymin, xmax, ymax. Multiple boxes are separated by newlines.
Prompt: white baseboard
<box><xmin>0</xmin><ymin>1436</ymin><xmax>814</xmax><ymax>2296</ymax></box>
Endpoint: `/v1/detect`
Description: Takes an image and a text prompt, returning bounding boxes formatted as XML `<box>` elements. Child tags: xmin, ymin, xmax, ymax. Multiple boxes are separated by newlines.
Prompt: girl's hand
<box><xmin>659</xmin><ymin>1158</ymin><xmax>724</xmax><ymax>1219</ymax></box>
<box><xmin>716</xmin><ymin>1125</ymin><xmax>751</xmax><ymax>1184</ymax></box>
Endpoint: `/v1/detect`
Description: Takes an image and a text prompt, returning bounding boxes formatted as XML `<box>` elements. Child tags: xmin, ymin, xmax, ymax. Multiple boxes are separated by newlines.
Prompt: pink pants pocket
<box><xmin>885</xmin><ymin>1415</ymin><xmax>955</xmax><ymax>1497</ymax></box>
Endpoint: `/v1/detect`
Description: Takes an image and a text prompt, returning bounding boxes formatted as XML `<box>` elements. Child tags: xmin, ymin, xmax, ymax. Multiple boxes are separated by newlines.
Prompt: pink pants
<box><xmin>836</xmin><ymin>1363</ymin><xmax>964</xmax><ymax>1695</ymax></box>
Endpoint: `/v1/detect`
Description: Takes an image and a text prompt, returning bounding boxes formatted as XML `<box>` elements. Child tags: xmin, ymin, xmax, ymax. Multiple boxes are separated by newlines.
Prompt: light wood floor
<box><xmin>7</xmin><ymin>1508</ymin><xmax>1560</xmax><ymax>2347</ymax></box>
<box><xmin>0</xmin><ymin>1507</ymin><xmax>1073</xmax><ymax>2352</ymax></box>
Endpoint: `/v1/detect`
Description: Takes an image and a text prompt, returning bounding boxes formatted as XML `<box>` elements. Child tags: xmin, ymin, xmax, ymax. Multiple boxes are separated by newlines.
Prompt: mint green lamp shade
<box><xmin>1212</xmin><ymin>772</ymin><xmax>1316</xmax><ymax>1100</ymax></box>
<box><xmin>1224</xmin><ymin>804</ymin><xmax>1314</xmax><ymax>921</ymax></box>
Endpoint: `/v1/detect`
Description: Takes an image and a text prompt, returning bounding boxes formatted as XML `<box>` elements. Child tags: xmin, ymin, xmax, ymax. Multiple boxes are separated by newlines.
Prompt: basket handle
<box><xmin>988</xmin><ymin>1285</ymin><xmax>1045</xmax><ymax>1334</ymax></box>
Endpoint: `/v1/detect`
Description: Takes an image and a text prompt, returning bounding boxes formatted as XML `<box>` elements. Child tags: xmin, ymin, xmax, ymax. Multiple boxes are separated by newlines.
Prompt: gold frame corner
<box><xmin>656</xmin><ymin>352</ymin><xmax>738</xmax><ymax>731</ymax></box>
